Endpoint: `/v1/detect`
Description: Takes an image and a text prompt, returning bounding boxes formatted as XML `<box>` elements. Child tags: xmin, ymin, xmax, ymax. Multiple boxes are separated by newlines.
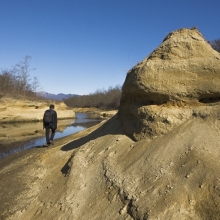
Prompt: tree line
<box><xmin>64</xmin><ymin>85</ymin><xmax>122</xmax><ymax>109</ymax></box>
<box><xmin>209</xmin><ymin>39</ymin><xmax>220</xmax><ymax>53</ymax></box>
<box><xmin>0</xmin><ymin>56</ymin><xmax>40</xmax><ymax>98</ymax></box>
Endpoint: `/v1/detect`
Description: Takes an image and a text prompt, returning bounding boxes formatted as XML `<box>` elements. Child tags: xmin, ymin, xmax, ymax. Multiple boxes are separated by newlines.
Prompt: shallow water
<box><xmin>0</xmin><ymin>112</ymin><xmax>102</xmax><ymax>159</ymax></box>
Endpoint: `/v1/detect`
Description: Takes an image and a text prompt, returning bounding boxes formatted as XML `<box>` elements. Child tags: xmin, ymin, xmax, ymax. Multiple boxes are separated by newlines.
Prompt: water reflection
<box><xmin>0</xmin><ymin>113</ymin><xmax>102</xmax><ymax>159</ymax></box>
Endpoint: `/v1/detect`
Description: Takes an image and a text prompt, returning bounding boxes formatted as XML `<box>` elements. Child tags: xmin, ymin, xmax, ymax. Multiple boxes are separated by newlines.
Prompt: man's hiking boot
<box><xmin>44</xmin><ymin>141</ymin><xmax>54</xmax><ymax>147</ymax></box>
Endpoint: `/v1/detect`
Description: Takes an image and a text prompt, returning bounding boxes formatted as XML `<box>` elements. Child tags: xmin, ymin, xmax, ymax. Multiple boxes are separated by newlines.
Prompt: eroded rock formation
<box><xmin>119</xmin><ymin>28</ymin><xmax>220</xmax><ymax>140</ymax></box>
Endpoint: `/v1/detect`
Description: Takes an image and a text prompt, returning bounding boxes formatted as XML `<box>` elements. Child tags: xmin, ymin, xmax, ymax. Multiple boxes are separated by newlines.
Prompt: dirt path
<box><xmin>0</xmin><ymin>120</ymin><xmax>106</xmax><ymax>220</ymax></box>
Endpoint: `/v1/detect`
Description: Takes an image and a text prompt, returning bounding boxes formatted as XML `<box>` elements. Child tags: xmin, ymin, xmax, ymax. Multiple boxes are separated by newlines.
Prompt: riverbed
<box><xmin>0</xmin><ymin>112</ymin><xmax>102</xmax><ymax>159</ymax></box>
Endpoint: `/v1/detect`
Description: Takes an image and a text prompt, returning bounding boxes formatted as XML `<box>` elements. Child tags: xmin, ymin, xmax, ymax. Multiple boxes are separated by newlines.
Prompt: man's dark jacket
<box><xmin>43</xmin><ymin>109</ymin><xmax>57</xmax><ymax>129</ymax></box>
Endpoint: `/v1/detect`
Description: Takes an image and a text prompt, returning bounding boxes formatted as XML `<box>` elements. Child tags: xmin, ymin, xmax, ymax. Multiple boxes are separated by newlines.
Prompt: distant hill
<box><xmin>35</xmin><ymin>91</ymin><xmax>79</xmax><ymax>100</ymax></box>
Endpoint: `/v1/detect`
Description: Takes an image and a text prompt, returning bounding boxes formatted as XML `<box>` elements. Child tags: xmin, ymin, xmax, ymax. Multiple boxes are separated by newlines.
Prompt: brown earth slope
<box><xmin>0</xmin><ymin>97</ymin><xmax>75</xmax><ymax>123</ymax></box>
<box><xmin>1</xmin><ymin>114</ymin><xmax>220</xmax><ymax>220</ymax></box>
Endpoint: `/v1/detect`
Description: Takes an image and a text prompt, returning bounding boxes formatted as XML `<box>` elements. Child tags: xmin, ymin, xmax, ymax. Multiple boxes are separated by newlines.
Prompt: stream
<box><xmin>0</xmin><ymin>112</ymin><xmax>103</xmax><ymax>159</ymax></box>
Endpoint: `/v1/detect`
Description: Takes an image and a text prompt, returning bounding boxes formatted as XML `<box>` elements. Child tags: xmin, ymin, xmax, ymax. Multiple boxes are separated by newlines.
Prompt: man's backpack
<box><xmin>43</xmin><ymin>110</ymin><xmax>53</xmax><ymax>123</ymax></box>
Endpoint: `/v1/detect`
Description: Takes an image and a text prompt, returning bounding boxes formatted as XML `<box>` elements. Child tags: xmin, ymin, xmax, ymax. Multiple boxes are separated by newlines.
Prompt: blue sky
<box><xmin>0</xmin><ymin>0</ymin><xmax>220</xmax><ymax>95</ymax></box>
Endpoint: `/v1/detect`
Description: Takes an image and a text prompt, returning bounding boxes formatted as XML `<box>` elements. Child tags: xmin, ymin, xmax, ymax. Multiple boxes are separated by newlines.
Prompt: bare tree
<box><xmin>12</xmin><ymin>56</ymin><xmax>33</xmax><ymax>95</ymax></box>
<box><xmin>0</xmin><ymin>56</ymin><xmax>40</xmax><ymax>98</ymax></box>
<box><xmin>209</xmin><ymin>39</ymin><xmax>220</xmax><ymax>53</ymax></box>
<box><xmin>32</xmin><ymin>76</ymin><xmax>40</xmax><ymax>92</ymax></box>
<box><xmin>0</xmin><ymin>71</ymin><xmax>13</xmax><ymax>93</ymax></box>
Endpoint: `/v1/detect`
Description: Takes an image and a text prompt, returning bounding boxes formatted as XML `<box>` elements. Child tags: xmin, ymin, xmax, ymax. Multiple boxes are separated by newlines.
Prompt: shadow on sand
<box><xmin>61</xmin><ymin>114</ymin><xmax>124</xmax><ymax>152</ymax></box>
<box><xmin>35</xmin><ymin>145</ymin><xmax>49</xmax><ymax>148</ymax></box>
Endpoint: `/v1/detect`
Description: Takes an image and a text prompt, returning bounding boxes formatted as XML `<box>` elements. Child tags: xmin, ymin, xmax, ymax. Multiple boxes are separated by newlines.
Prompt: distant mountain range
<box><xmin>35</xmin><ymin>91</ymin><xmax>79</xmax><ymax>101</ymax></box>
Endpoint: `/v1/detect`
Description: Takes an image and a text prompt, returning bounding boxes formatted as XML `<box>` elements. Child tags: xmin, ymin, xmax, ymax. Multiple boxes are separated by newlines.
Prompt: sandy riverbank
<box><xmin>0</xmin><ymin>97</ymin><xmax>75</xmax><ymax>123</ymax></box>
<box><xmin>1</xmin><ymin>113</ymin><xmax>220</xmax><ymax>219</ymax></box>
<box><xmin>0</xmin><ymin>108</ymin><xmax>117</xmax><ymax>147</ymax></box>
<box><xmin>0</xmin><ymin>117</ymin><xmax>112</xmax><ymax>219</ymax></box>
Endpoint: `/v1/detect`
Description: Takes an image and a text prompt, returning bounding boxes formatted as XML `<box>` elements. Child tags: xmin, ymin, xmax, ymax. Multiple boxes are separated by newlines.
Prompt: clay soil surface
<box><xmin>0</xmin><ymin>120</ymin><xmax>108</xmax><ymax>219</ymax></box>
<box><xmin>1</xmin><ymin>109</ymin><xmax>220</xmax><ymax>220</ymax></box>
<box><xmin>0</xmin><ymin>109</ymin><xmax>118</xmax><ymax>219</ymax></box>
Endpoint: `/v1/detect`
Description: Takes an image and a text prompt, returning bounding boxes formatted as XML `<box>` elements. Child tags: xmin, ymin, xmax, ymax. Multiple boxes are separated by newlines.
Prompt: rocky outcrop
<box><xmin>119</xmin><ymin>28</ymin><xmax>220</xmax><ymax>140</ymax></box>
<box><xmin>0</xmin><ymin>97</ymin><xmax>75</xmax><ymax>123</ymax></box>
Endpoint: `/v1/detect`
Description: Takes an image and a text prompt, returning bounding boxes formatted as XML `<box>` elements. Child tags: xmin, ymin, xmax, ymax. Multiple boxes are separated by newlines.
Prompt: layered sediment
<box><xmin>119</xmin><ymin>28</ymin><xmax>220</xmax><ymax>140</ymax></box>
<box><xmin>0</xmin><ymin>97</ymin><xmax>75</xmax><ymax>123</ymax></box>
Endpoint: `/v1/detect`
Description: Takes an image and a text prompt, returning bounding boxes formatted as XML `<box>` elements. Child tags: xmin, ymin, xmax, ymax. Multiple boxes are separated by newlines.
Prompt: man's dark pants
<box><xmin>45</xmin><ymin>126</ymin><xmax>56</xmax><ymax>143</ymax></box>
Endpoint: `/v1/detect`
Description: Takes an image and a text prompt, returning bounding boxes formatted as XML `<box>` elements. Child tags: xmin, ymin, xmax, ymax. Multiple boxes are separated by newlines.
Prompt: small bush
<box><xmin>209</xmin><ymin>39</ymin><xmax>220</xmax><ymax>53</ymax></box>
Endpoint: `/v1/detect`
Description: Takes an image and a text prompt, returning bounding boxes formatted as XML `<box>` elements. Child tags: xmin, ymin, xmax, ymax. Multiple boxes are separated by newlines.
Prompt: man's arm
<box><xmin>43</xmin><ymin>112</ymin><xmax>45</xmax><ymax>129</ymax></box>
<box><xmin>53</xmin><ymin>111</ymin><xmax>58</xmax><ymax>129</ymax></box>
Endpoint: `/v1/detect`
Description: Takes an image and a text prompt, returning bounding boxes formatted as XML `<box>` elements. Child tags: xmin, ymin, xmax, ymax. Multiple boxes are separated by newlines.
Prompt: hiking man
<box><xmin>43</xmin><ymin>104</ymin><xmax>57</xmax><ymax>146</ymax></box>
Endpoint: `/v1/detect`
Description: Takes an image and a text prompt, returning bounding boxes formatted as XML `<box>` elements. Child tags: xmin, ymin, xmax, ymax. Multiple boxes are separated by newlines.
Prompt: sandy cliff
<box><xmin>0</xmin><ymin>97</ymin><xmax>75</xmax><ymax>123</ymax></box>
<box><xmin>1</xmin><ymin>28</ymin><xmax>220</xmax><ymax>220</ymax></box>
<box><xmin>119</xmin><ymin>28</ymin><xmax>220</xmax><ymax>140</ymax></box>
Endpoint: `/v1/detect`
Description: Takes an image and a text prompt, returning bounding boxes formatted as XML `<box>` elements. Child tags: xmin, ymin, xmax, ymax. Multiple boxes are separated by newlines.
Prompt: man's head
<box><xmin>50</xmin><ymin>104</ymin><xmax>55</xmax><ymax>109</ymax></box>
